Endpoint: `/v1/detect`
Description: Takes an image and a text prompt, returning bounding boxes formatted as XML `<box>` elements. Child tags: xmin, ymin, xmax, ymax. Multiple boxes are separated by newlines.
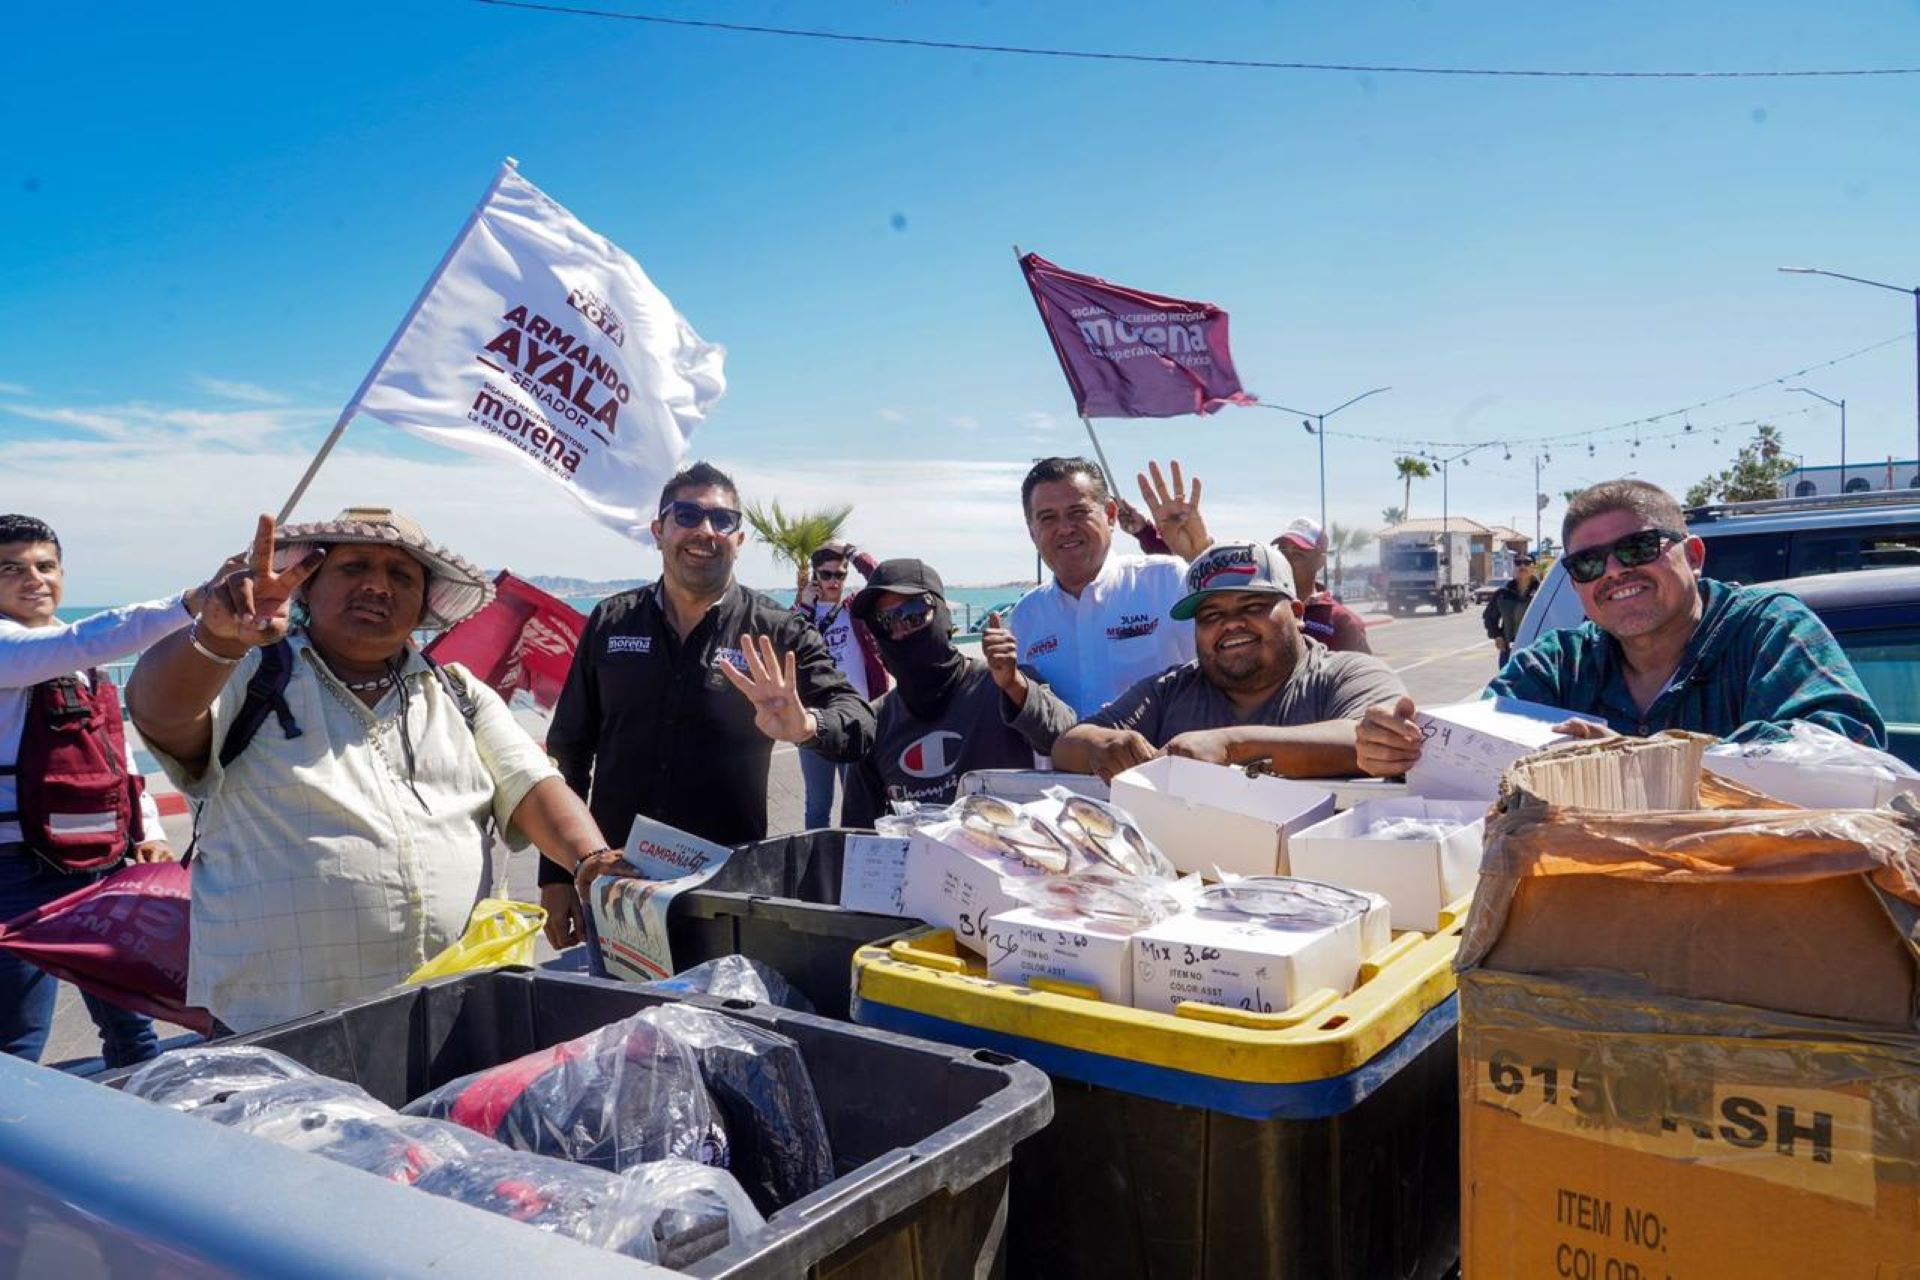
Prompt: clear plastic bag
<box><xmin>1004</xmin><ymin>869</ymin><xmax>1183</xmax><ymax>928</ymax></box>
<box><xmin>1706</xmin><ymin>720</ymin><xmax>1920</xmax><ymax>780</ymax></box>
<box><xmin>119</xmin><ymin>1045</ymin><xmax>319</xmax><ymax>1112</ymax></box>
<box><xmin>1198</xmin><ymin>876</ymin><xmax>1374</xmax><ymax>930</ymax></box>
<box><xmin>874</xmin><ymin>802</ymin><xmax>951</xmax><ymax>838</ymax></box>
<box><xmin>647</xmin><ymin>1004</ymin><xmax>834</xmax><ymax>1214</ymax></box>
<box><xmin>409</xmin><ymin>1143</ymin><xmax>645</xmax><ymax>1254</ymax></box>
<box><xmin>1366</xmin><ymin>816</ymin><xmax>1466</xmax><ymax>842</ymax></box>
<box><xmin>644</xmin><ymin>955</ymin><xmax>815</xmax><ymax>1013</ymax></box>
<box><xmin>304</xmin><ymin>1113</ymin><xmax>494</xmax><ymax>1183</ymax></box>
<box><xmin>1044</xmin><ymin>787</ymin><xmax>1177</xmax><ymax>879</ymax></box>
<box><xmin>611</xmin><ymin>1158</ymin><xmax>767</xmax><ymax>1265</ymax></box>
<box><xmin>193</xmin><ymin>1076</ymin><xmax>394</xmax><ymax>1146</ymax></box>
<box><xmin>402</xmin><ymin>1011</ymin><xmax>728</xmax><ymax>1172</ymax></box>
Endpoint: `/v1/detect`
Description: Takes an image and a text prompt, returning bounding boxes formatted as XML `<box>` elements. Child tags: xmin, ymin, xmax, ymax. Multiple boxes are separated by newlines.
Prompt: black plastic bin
<box><xmin>639</xmin><ymin>829</ymin><xmax>917</xmax><ymax>1019</ymax></box>
<box><xmin>188</xmin><ymin>969</ymin><xmax>1052</xmax><ymax>1278</ymax></box>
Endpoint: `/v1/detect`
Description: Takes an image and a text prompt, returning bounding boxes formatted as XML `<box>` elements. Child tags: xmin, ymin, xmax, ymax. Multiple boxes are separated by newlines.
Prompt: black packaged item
<box><xmin>120</xmin><ymin>1045</ymin><xmax>317</xmax><ymax>1112</ymax></box>
<box><xmin>402</xmin><ymin>1012</ymin><xmax>728</xmax><ymax>1172</ymax></box>
<box><xmin>647</xmin><ymin>1004</ymin><xmax>834</xmax><ymax>1214</ymax></box>
<box><xmin>613</xmin><ymin>1158</ymin><xmax>767</xmax><ymax>1266</ymax></box>
<box><xmin>307</xmin><ymin>1115</ymin><xmax>491</xmax><ymax>1185</ymax></box>
<box><xmin>410</xmin><ymin>1145</ymin><xmax>635</xmax><ymax>1250</ymax></box>
<box><xmin>643</xmin><ymin>954</ymin><xmax>816</xmax><ymax>1012</ymax></box>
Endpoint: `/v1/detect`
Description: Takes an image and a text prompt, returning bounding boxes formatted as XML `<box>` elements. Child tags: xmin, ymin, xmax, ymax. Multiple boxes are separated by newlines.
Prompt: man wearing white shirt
<box><xmin>1009</xmin><ymin>457</ymin><xmax>1209</xmax><ymax>719</ymax></box>
<box><xmin>0</xmin><ymin>514</ymin><xmax>208</xmax><ymax>1067</ymax></box>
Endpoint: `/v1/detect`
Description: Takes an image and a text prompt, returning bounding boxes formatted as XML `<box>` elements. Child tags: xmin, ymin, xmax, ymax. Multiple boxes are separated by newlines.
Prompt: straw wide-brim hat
<box><xmin>276</xmin><ymin>507</ymin><xmax>494</xmax><ymax>630</ymax></box>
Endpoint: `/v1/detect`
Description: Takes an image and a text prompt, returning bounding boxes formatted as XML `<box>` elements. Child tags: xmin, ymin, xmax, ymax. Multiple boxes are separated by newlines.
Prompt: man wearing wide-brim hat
<box><xmin>129</xmin><ymin>509</ymin><xmax>613</xmax><ymax>1034</ymax></box>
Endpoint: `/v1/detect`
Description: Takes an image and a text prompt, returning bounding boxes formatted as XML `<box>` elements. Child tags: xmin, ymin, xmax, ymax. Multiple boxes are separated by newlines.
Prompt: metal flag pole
<box><xmin>275</xmin><ymin>156</ymin><xmax>522</xmax><ymax>523</ymax></box>
<box><xmin>1013</xmin><ymin>242</ymin><xmax>1122</xmax><ymax>497</ymax></box>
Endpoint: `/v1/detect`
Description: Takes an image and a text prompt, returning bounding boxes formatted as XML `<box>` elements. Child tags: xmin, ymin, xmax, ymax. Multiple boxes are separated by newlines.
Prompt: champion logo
<box><xmin>606</xmin><ymin>635</ymin><xmax>652</xmax><ymax>654</ymax></box>
<box><xmin>899</xmin><ymin>730</ymin><xmax>964</xmax><ymax>779</ymax></box>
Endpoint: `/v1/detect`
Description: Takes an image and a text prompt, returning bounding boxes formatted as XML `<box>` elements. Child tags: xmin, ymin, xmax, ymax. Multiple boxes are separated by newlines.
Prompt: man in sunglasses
<box><xmin>1011</xmin><ymin>456</ymin><xmax>1212</xmax><ymax>721</ymax></box>
<box><xmin>1355</xmin><ymin>479</ymin><xmax>1884</xmax><ymax>778</ymax></box>
<box><xmin>1480</xmin><ymin>550</ymin><xmax>1539</xmax><ymax>668</ymax></box>
<box><xmin>1052</xmin><ymin>542</ymin><xmax>1408</xmax><ymax>781</ymax></box>
<box><xmin>839</xmin><ymin>560</ymin><xmax>1075</xmax><ymax>825</ymax></box>
<box><xmin>791</xmin><ymin>541</ymin><xmax>888</xmax><ymax>827</ymax></box>
<box><xmin>541</xmin><ymin>462</ymin><xmax>877</xmax><ymax>945</ymax></box>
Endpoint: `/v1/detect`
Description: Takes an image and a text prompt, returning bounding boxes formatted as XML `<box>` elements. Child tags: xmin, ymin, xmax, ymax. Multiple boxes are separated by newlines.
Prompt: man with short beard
<box><xmin>1354</xmin><ymin>479</ymin><xmax>1884</xmax><ymax>778</ymax></box>
<box><xmin>541</xmin><ymin>462</ymin><xmax>876</xmax><ymax>946</ymax></box>
<box><xmin>838</xmin><ymin>560</ymin><xmax>1075</xmax><ymax>825</ymax></box>
<box><xmin>1051</xmin><ymin>543</ymin><xmax>1407</xmax><ymax>781</ymax></box>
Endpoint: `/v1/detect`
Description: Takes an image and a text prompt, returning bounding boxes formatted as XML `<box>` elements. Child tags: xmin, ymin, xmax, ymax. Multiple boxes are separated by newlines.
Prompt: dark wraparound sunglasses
<box><xmin>1562</xmin><ymin>528</ymin><xmax>1688</xmax><ymax>584</ymax></box>
<box><xmin>874</xmin><ymin>597</ymin><xmax>936</xmax><ymax>637</ymax></box>
<box><xmin>660</xmin><ymin>500</ymin><xmax>743</xmax><ymax>535</ymax></box>
<box><xmin>814</xmin><ymin>568</ymin><xmax>848</xmax><ymax>582</ymax></box>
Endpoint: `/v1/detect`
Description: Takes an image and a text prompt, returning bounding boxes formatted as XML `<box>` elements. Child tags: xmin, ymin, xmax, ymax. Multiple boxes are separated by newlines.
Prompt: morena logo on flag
<box><xmin>899</xmin><ymin>731</ymin><xmax>964</xmax><ymax>779</ymax></box>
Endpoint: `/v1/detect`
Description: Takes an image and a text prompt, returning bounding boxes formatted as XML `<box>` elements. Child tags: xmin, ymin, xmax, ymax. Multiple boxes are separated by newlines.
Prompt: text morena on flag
<box><xmin>352</xmin><ymin>162</ymin><xmax>727</xmax><ymax>545</ymax></box>
<box><xmin>423</xmin><ymin>571</ymin><xmax>584</xmax><ymax>713</ymax></box>
<box><xmin>1019</xmin><ymin>251</ymin><xmax>1256</xmax><ymax>419</ymax></box>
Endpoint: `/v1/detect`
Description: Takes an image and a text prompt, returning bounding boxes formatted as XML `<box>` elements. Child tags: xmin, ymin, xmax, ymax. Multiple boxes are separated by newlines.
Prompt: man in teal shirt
<box><xmin>1355</xmin><ymin>480</ymin><xmax>1884</xmax><ymax>776</ymax></box>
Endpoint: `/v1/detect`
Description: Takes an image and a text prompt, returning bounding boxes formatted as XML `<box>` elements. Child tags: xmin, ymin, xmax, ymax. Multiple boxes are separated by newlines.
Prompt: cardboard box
<box><xmin>1406</xmin><ymin>697</ymin><xmax>1602</xmax><ymax>802</ymax></box>
<box><xmin>1288</xmin><ymin>797</ymin><xmax>1487</xmax><ymax>931</ymax></box>
<box><xmin>982</xmin><ymin>905</ymin><xmax>1137</xmax><ymax>1004</ymax></box>
<box><xmin>898</xmin><ymin>819</ymin><xmax>1056</xmax><ymax>958</ymax></box>
<box><xmin>1110</xmin><ymin>756</ymin><xmax>1336</xmax><ymax>879</ymax></box>
<box><xmin>1129</xmin><ymin>891</ymin><xmax>1389</xmax><ymax>1016</ymax></box>
<box><xmin>1459</xmin><ymin>736</ymin><xmax>1920</xmax><ymax>1278</ymax></box>
<box><xmin>956</xmin><ymin>770</ymin><xmax>1111</xmax><ymax>804</ymax></box>
<box><xmin>1704</xmin><ymin>752</ymin><xmax>1920</xmax><ymax>810</ymax></box>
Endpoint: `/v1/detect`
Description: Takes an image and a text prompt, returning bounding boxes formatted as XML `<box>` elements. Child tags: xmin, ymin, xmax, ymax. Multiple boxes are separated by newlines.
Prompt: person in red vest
<box><xmin>0</xmin><ymin>514</ymin><xmax>213</xmax><ymax>1068</ymax></box>
<box><xmin>1271</xmin><ymin>517</ymin><xmax>1372</xmax><ymax>655</ymax></box>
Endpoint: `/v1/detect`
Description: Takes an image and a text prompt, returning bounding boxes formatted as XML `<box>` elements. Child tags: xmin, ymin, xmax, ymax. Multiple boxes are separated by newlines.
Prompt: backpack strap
<box><xmin>423</xmin><ymin>654</ymin><xmax>480</xmax><ymax>730</ymax></box>
<box><xmin>217</xmin><ymin>640</ymin><xmax>301</xmax><ymax>770</ymax></box>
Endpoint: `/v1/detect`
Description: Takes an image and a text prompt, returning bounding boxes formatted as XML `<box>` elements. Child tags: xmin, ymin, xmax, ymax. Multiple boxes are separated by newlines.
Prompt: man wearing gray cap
<box><xmin>1051</xmin><ymin>542</ymin><xmax>1407</xmax><ymax>781</ymax></box>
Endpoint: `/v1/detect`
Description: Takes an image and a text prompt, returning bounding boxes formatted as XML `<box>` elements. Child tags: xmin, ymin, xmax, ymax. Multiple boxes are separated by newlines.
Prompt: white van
<box><xmin>1514</xmin><ymin>489</ymin><xmax>1920</xmax><ymax>649</ymax></box>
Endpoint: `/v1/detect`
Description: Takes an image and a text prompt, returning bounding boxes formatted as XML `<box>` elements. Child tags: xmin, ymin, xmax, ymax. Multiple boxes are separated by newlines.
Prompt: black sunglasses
<box><xmin>1562</xmin><ymin>528</ymin><xmax>1687</xmax><ymax>584</ymax></box>
<box><xmin>660</xmin><ymin>500</ymin><xmax>743</xmax><ymax>535</ymax></box>
<box><xmin>873</xmin><ymin>597</ymin><xmax>935</xmax><ymax>637</ymax></box>
<box><xmin>813</xmin><ymin>568</ymin><xmax>848</xmax><ymax>581</ymax></box>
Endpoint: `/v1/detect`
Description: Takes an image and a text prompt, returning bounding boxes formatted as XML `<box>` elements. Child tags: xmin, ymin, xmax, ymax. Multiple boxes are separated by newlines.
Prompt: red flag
<box><xmin>0</xmin><ymin>861</ymin><xmax>213</xmax><ymax>1034</ymax></box>
<box><xmin>424</xmin><ymin>571</ymin><xmax>586</xmax><ymax>711</ymax></box>
<box><xmin>1019</xmin><ymin>251</ymin><xmax>1255</xmax><ymax>419</ymax></box>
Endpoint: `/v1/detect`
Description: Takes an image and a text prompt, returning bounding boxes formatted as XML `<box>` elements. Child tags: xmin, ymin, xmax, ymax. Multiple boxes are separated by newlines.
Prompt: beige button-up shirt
<box><xmin>153</xmin><ymin>633</ymin><xmax>559</xmax><ymax>1032</ymax></box>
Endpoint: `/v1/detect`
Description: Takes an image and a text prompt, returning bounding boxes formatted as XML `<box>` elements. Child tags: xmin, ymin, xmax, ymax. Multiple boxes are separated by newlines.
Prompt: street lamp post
<box><xmin>1778</xmin><ymin>267</ymin><xmax>1919</xmax><ymax>472</ymax></box>
<box><xmin>1785</xmin><ymin>386</ymin><xmax>1847</xmax><ymax>494</ymax></box>
<box><xmin>1265</xmin><ymin>386</ymin><xmax>1392</xmax><ymax>537</ymax></box>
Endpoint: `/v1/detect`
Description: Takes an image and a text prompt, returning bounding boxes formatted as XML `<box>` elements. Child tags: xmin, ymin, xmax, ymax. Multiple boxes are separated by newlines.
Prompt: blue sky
<box><xmin>5</xmin><ymin>1</ymin><xmax>1920</xmax><ymax>599</ymax></box>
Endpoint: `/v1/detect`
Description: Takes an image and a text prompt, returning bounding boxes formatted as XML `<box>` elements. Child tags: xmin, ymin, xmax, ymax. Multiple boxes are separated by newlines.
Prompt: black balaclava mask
<box><xmin>872</xmin><ymin>595</ymin><xmax>969</xmax><ymax>720</ymax></box>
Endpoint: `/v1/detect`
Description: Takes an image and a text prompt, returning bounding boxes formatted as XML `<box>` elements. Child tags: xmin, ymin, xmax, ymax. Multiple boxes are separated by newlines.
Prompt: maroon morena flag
<box><xmin>424</xmin><ymin>571</ymin><xmax>585</xmax><ymax>712</ymax></box>
<box><xmin>1019</xmin><ymin>252</ymin><xmax>1256</xmax><ymax>419</ymax></box>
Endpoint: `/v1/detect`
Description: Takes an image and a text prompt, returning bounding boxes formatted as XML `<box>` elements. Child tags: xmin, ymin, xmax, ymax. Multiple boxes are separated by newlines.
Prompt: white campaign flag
<box><xmin>354</xmin><ymin>163</ymin><xmax>726</xmax><ymax>544</ymax></box>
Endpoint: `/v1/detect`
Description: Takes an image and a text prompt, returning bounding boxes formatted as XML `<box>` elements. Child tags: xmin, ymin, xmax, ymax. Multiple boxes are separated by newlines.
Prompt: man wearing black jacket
<box><xmin>1481</xmin><ymin>551</ymin><xmax>1540</xmax><ymax>667</ymax></box>
<box><xmin>540</xmin><ymin>462</ymin><xmax>876</xmax><ymax>948</ymax></box>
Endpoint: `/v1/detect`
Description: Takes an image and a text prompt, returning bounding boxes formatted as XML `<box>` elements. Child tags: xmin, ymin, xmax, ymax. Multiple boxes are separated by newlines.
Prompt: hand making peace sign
<box><xmin>195</xmin><ymin>514</ymin><xmax>329</xmax><ymax>649</ymax></box>
<box><xmin>719</xmin><ymin>633</ymin><xmax>821</xmax><ymax>745</ymax></box>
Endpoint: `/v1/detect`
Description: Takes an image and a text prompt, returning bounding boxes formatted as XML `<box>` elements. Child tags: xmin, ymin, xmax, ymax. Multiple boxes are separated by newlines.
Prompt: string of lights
<box><xmin>471</xmin><ymin>1</ymin><xmax>1920</xmax><ymax>79</ymax></box>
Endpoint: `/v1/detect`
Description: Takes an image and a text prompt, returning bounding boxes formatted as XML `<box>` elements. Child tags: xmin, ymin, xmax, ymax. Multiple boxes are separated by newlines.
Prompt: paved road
<box><xmin>45</xmin><ymin>605</ymin><xmax>1503</xmax><ymax>1067</ymax></box>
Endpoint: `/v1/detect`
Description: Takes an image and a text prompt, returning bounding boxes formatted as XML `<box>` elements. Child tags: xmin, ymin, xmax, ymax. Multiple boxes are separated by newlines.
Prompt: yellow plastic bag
<box><xmin>406</xmin><ymin>897</ymin><xmax>547</xmax><ymax>983</ymax></box>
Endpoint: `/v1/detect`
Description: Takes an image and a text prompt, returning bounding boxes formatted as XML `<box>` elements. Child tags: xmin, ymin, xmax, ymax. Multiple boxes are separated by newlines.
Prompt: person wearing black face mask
<box><xmin>840</xmin><ymin>560</ymin><xmax>1076</xmax><ymax>826</ymax></box>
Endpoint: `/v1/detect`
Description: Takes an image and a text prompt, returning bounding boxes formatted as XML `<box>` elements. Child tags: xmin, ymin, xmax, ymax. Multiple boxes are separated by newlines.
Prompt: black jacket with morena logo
<box><xmin>539</xmin><ymin>581</ymin><xmax>876</xmax><ymax>885</ymax></box>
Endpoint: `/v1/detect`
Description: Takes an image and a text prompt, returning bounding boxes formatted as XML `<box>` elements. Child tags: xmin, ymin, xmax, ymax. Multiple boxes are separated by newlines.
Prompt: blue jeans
<box><xmin>0</xmin><ymin>848</ymin><xmax>160</xmax><ymax>1069</ymax></box>
<box><xmin>798</xmin><ymin>750</ymin><xmax>842</xmax><ymax>830</ymax></box>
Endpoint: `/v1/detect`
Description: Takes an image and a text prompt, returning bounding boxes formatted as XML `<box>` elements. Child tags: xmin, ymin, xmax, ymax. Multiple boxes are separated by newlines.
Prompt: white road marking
<box><xmin>1390</xmin><ymin>638</ymin><xmax>1495</xmax><ymax>675</ymax></box>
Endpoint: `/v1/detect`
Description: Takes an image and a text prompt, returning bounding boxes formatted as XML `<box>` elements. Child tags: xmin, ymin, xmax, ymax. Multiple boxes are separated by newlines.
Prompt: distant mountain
<box><xmin>500</xmin><ymin>573</ymin><xmax>651</xmax><ymax>597</ymax></box>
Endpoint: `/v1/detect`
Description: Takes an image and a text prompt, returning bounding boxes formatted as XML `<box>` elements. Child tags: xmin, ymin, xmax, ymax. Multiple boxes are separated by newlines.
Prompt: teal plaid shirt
<box><xmin>1488</xmin><ymin>577</ymin><xmax>1886</xmax><ymax>746</ymax></box>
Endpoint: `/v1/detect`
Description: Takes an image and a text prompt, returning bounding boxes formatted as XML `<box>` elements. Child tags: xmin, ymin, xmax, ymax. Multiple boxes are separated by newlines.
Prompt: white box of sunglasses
<box><xmin>899</xmin><ymin>816</ymin><xmax>1060</xmax><ymax>958</ymax></box>
<box><xmin>1129</xmin><ymin>889</ymin><xmax>1390</xmax><ymax>1016</ymax></box>
<box><xmin>1405</xmin><ymin>698</ymin><xmax>1605</xmax><ymax>803</ymax></box>
<box><xmin>1109</xmin><ymin>756</ymin><xmax>1336</xmax><ymax>879</ymax></box>
<box><xmin>1288</xmin><ymin>798</ymin><xmax>1488</xmax><ymax>931</ymax></box>
<box><xmin>982</xmin><ymin>905</ymin><xmax>1139</xmax><ymax>1004</ymax></box>
<box><xmin>956</xmin><ymin>770</ymin><xmax>1111</xmax><ymax>804</ymax></box>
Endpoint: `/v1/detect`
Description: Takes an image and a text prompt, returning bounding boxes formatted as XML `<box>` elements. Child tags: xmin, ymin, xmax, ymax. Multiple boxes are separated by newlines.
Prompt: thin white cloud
<box><xmin>1023</xmin><ymin>410</ymin><xmax>1060</xmax><ymax>433</ymax></box>
<box><xmin>949</xmin><ymin>415</ymin><xmax>980</xmax><ymax>431</ymax></box>
<box><xmin>195</xmin><ymin>375</ymin><xmax>289</xmax><ymax>404</ymax></box>
<box><xmin>876</xmin><ymin>408</ymin><xmax>908</xmax><ymax>425</ymax></box>
<box><xmin>2</xmin><ymin>399</ymin><xmax>327</xmax><ymax>451</ymax></box>
<box><xmin>0</xmin><ymin>381</ymin><xmax>29</xmax><ymax>396</ymax></box>
<box><xmin>4</xmin><ymin>404</ymin><xmax>138</xmax><ymax>440</ymax></box>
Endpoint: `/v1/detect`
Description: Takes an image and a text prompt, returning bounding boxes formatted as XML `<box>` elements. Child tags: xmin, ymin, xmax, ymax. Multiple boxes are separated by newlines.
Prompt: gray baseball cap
<box><xmin>1170</xmin><ymin>542</ymin><xmax>1297</xmax><ymax>621</ymax></box>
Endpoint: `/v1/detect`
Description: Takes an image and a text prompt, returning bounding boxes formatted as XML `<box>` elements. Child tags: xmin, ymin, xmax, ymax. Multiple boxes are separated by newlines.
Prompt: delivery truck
<box><xmin>1382</xmin><ymin>530</ymin><xmax>1473</xmax><ymax>615</ymax></box>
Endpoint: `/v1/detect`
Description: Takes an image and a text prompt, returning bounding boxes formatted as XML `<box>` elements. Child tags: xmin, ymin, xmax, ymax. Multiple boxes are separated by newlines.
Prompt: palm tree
<box><xmin>743</xmin><ymin>500</ymin><xmax>854</xmax><ymax>593</ymax></box>
<box><xmin>1393</xmin><ymin>457</ymin><xmax>1433</xmax><ymax>520</ymax></box>
<box><xmin>1380</xmin><ymin>505</ymin><xmax>1405</xmax><ymax>527</ymax></box>
<box><xmin>1326</xmin><ymin>522</ymin><xmax>1371</xmax><ymax>596</ymax></box>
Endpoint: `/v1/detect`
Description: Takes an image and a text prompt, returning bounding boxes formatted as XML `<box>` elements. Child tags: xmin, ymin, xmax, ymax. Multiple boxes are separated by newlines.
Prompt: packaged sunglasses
<box><xmin>1005</xmin><ymin>869</ymin><xmax>1183</xmax><ymax>927</ymax></box>
<box><xmin>1197</xmin><ymin>876</ymin><xmax>1373</xmax><ymax>931</ymax></box>
<box><xmin>1045</xmin><ymin>788</ymin><xmax>1176</xmax><ymax>879</ymax></box>
<box><xmin>953</xmin><ymin>794</ymin><xmax>1072</xmax><ymax>873</ymax></box>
